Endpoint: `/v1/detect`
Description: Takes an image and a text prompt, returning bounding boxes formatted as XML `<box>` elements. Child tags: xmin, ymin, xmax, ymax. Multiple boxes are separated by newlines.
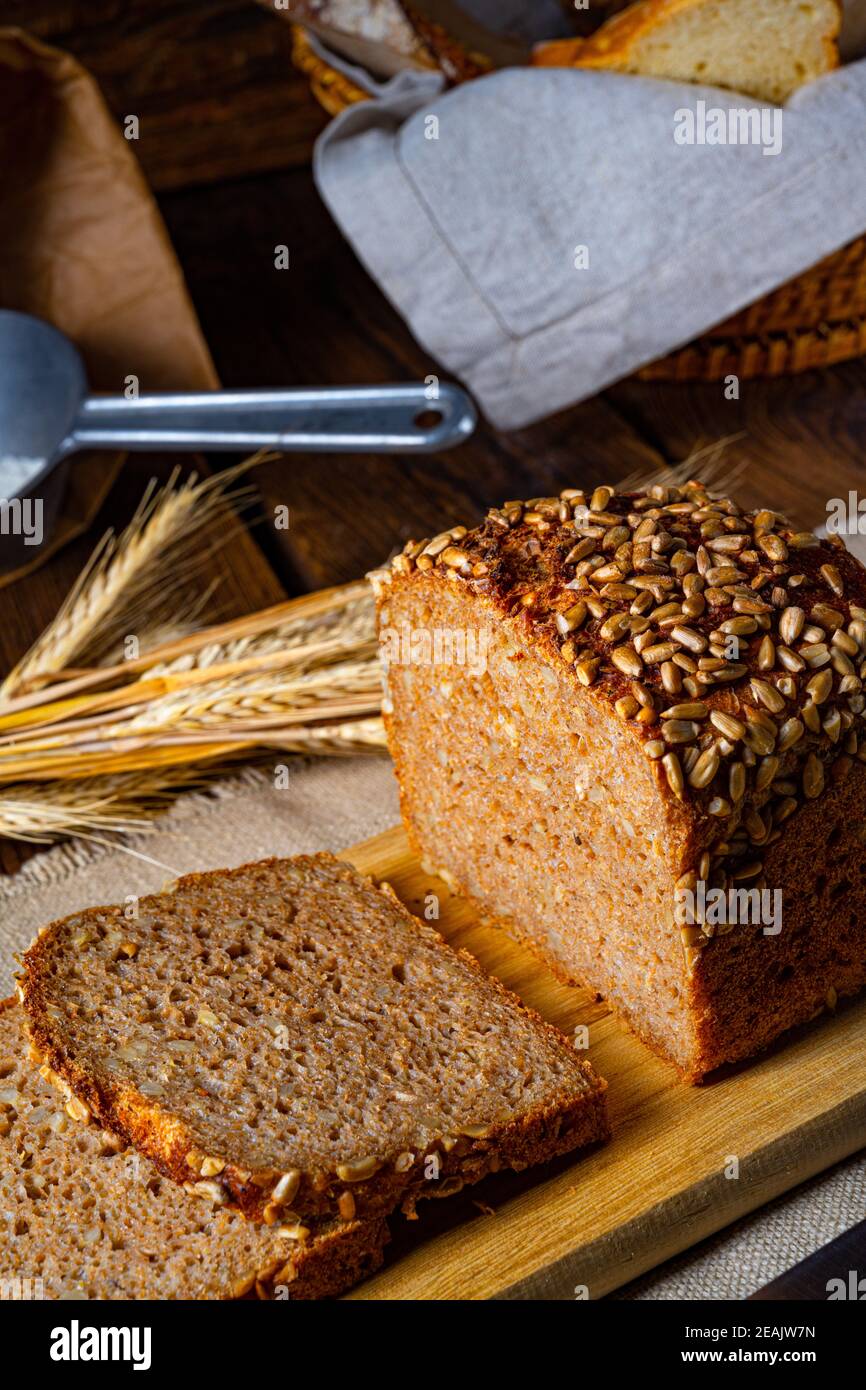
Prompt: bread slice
<box><xmin>20</xmin><ymin>854</ymin><xmax>608</xmax><ymax>1226</ymax></box>
<box><xmin>272</xmin><ymin>1</ymin><xmax>438</xmax><ymax>77</ymax></box>
<box><xmin>371</xmin><ymin>481</ymin><xmax>866</xmax><ymax>1081</ymax></box>
<box><xmin>533</xmin><ymin>0</ymin><xmax>841</xmax><ymax>104</ymax></box>
<box><xmin>0</xmin><ymin>1001</ymin><xmax>387</xmax><ymax>1299</ymax></box>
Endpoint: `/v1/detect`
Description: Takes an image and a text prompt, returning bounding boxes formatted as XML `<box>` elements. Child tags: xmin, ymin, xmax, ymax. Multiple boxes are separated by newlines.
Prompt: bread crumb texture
<box><xmin>0</xmin><ymin>1001</ymin><xmax>387</xmax><ymax>1299</ymax></box>
<box><xmin>533</xmin><ymin>0</ymin><xmax>841</xmax><ymax>104</ymax></box>
<box><xmin>20</xmin><ymin>854</ymin><xmax>607</xmax><ymax>1225</ymax></box>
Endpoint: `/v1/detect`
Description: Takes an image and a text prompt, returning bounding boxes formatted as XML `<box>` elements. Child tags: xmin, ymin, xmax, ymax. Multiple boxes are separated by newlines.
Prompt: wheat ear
<box><xmin>0</xmin><ymin>462</ymin><xmax>258</xmax><ymax>700</ymax></box>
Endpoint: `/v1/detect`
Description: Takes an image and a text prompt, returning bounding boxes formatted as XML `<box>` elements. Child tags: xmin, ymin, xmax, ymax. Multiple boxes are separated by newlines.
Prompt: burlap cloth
<box><xmin>0</xmin><ymin>754</ymin><xmax>861</xmax><ymax>1300</ymax></box>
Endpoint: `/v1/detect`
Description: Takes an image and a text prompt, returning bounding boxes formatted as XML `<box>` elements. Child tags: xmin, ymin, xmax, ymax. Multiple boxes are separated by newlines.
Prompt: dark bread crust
<box><xmin>20</xmin><ymin>854</ymin><xmax>608</xmax><ymax>1225</ymax></box>
<box><xmin>251</xmin><ymin>1214</ymin><xmax>389</xmax><ymax>1301</ymax></box>
<box><xmin>372</xmin><ymin>481</ymin><xmax>866</xmax><ymax>1080</ymax></box>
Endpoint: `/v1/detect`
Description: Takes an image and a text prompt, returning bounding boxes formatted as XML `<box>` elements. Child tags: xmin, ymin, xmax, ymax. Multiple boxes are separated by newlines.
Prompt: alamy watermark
<box><xmin>380</xmin><ymin>622</ymin><xmax>490</xmax><ymax>677</ymax></box>
<box><xmin>0</xmin><ymin>496</ymin><xmax>43</xmax><ymax>546</ymax></box>
<box><xmin>0</xmin><ymin>1275</ymin><xmax>44</xmax><ymax>1299</ymax></box>
<box><xmin>675</xmin><ymin>880</ymin><xmax>782</xmax><ymax>935</ymax></box>
<box><xmin>826</xmin><ymin>491</ymin><xmax>866</xmax><ymax>536</ymax></box>
<box><xmin>826</xmin><ymin>1270</ymin><xmax>866</xmax><ymax>1300</ymax></box>
<box><xmin>674</xmin><ymin>100</ymin><xmax>783</xmax><ymax>157</ymax></box>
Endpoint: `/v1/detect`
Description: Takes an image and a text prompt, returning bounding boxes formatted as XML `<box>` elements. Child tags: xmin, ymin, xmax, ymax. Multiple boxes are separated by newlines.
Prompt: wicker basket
<box><xmin>293</xmin><ymin>25</ymin><xmax>866</xmax><ymax>383</ymax></box>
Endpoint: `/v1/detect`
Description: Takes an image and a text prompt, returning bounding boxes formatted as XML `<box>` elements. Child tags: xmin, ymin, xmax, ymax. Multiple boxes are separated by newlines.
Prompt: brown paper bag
<box><xmin>0</xmin><ymin>28</ymin><xmax>219</xmax><ymax>583</ymax></box>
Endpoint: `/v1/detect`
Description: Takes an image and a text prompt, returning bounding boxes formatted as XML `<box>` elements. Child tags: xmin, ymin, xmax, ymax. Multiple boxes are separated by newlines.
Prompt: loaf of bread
<box><xmin>371</xmin><ymin>480</ymin><xmax>866</xmax><ymax>1081</ymax></box>
<box><xmin>0</xmin><ymin>1000</ymin><xmax>387</xmax><ymax>1299</ymax></box>
<box><xmin>533</xmin><ymin>0</ymin><xmax>841</xmax><ymax>104</ymax></box>
<box><xmin>20</xmin><ymin>853</ymin><xmax>607</xmax><ymax>1230</ymax></box>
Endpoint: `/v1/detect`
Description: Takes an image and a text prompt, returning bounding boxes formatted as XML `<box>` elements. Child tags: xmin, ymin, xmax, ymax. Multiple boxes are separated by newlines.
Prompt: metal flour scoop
<box><xmin>0</xmin><ymin>310</ymin><xmax>477</xmax><ymax>568</ymax></box>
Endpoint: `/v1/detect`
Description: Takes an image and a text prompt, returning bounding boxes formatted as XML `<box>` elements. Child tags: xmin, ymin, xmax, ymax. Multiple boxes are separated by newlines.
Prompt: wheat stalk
<box><xmin>0</xmin><ymin>459</ymin><xmax>389</xmax><ymax>840</ymax></box>
<box><xmin>0</xmin><ymin>461</ymin><xmax>259</xmax><ymax>700</ymax></box>
<box><xmin>0</xmin><ymin>719</ymin><xmax>386</xmax><ymax>844</ymax></box>
<box><xmin>0</xmin><ymin>585</ymin><xmax>384</xmax><ymax>781</ymax></box>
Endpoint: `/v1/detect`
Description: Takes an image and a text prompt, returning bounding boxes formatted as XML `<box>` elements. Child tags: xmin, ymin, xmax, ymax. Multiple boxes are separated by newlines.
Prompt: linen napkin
<box><xmin>314</xmin><ymin>39</ymin><xmax>866</xmax><ymax>427</ymax></box>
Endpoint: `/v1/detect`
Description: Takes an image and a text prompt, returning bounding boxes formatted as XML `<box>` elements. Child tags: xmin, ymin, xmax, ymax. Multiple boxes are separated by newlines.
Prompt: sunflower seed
<box><xmin>575</xmin><ymin>657</ymin><xmax>600</xmax><ymax>685</ymax></box>
<box><xmin>756</xmin><ymin>635</ymin><xmax>775</xmax><ymax>669</ymax></box>
<box><xmin>271</xmin><ymin>1169</ymin><xmax>302</xmax><ymax>1205</ymax></box>
<box><xmin>556</xmin><ymin>601</ymin><xmax>588</xmax><ymax>635</ymax></box>
<box><xmin>733</xmin><ymin>596</ymin><xmax>772</xmax><ymax>615</ymax></box>
<box><xmin>705</xmin><ymin>565</ymin><xmax>744</xmax><ymax>586</ymax></box>
<box><xmin>336</xmin><ymin>1156</ymin><xmax>380</xmax><ymax>1183</ymax></box>
<box><xmin>670</xmin><ymin>625</ymin><xmax>707</xmax><ymax>654</ymax></box>
<box><xmin>688</xmin><ymin>749</ymin><xmax>720</xmax><ymax>788</ymax></box>
<box><xmin>812</xmin><ymin>603</ymin><xmax>844</xmax><ymax>631</ymax></box>
<box><xmin>777</xmin><ymin>717</ymin><xmax>804</xmax><ymax>751</ymax></box>
<box><xmin>777</xmin><ymin>645</ymin><xmax>805</xmax><ymax>673</ymax></box>
<box><xmin>806</xmin><ymin>669</ymin><xmax>833</xmax><ymax>705</ymax></box>
<box><xmin>662</xmin><ymin>752</ymin><xmax>685</xmax><ymax>798</ymax></box>
<box><xmin>832</xmin><ymin>650</ymin><xmax>856</xmax><ymax>678</ymax></box>
<box><xmin>700</xmin><ymin>663</ymin><xmax>748</xmax><ymax>683</ymax></box>
<box><xmin>611</xmin><ymin>646</ymin><xmax>643</xmax><ymax>677</ymax></box>
<box><xmin>803</xmin><ymin>701</ymin><xmax>822</xmax><ymax>733</ymax></box>
<box><xmin>731</xmin><ymin>860</ymin><xmax>763</xmax><ymax>882</ymax></box>
<box><xmin>751</xmin><ymin>679</ymin><xmax>786</xmax><ymax>713</ymax></box>
<box><xmin>602</xmin><ymin>608</ymin><xmax>634</xmax><ymax>641</ymax></box>
<box><xmin>833</xmin><ymin>629</ymin><xmax>859</xmax><ymax>657</ymax></box>
<box><xmin>642</xmin><ymin>642</ymin><xmax>678</xmax><ymax>664</ymax></box>
<box><xmin>565</xmin><ymin>539</ymin><xmax>599</xmax><ymax>565</ymax></box>
<box><xmin>757</xmin><ymin>533</ymin><xmax>788</xmax><ymax>561</ymax></box>
<box><xmin>708</xmin><ymin>534</ymin><xmax>747</xmax><ymax>553</ymax></box>
<box><xmin>192</xmin><ymin>1180</ymin><xmax>228</xmax><ymax>1206</ymax></box>
<box><xmin>802</xmin><ymin>753</ymin><xmax>824</xmax><ymax>799</ymax></box>
<box><xmin>819</xmin><ymin>563</ymin><xmax>844</xmax><ymax>595</ymax></box>
<box><xmin>615</xmin><ymin>695</ymin><xmax>640</xmax><ymax>719</ymax></box>
<box><xmin>778</xmin><ymin>606</ymin><xmax>804</xmax><ymax>644</ymax></box>
<box><xmin>590</xmin><ymin>485</ymin><xmax>613</xmax><ymax>512</ymax></box>
<box><xmin>729</xmin><ymin>762</ymin><xmax>746</xmax><ymax>802</ymax></box>
<box><xmin>661</xmin><ymin>660</ymin><xmax>682</xmax><ymax>695</ymax></box>
<box><xmin>661</xmin><ymin>701</ymin><xmax>708</xmax><ymax>720</ymax></box>
<box><xmin>662</xmin><ymin>720</ymin><xmax>700</xmax><ymax>744</ymax></box>
<box><xmin>709</xmin><ymin>710</ymin><xmax>746</xmax><ymax>740</ymax></box>
<box><xmin>823</xmin><ymin>708</ymin><xmax>842</xmax><ymax>743</ymax></box>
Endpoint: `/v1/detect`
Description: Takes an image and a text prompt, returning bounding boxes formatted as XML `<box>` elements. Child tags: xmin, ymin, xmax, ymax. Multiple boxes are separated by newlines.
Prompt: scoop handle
<box><xmin>63</xmin><ymin>383</ymin><xmax>476</xmax><ymax>455</ymax></box>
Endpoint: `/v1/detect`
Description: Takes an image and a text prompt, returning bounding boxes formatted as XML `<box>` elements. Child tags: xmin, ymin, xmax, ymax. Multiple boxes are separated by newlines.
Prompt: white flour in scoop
<box><xmin>0</xmin><ymin>456</ymin><xmax>44</xmax><ymax>497</ymax></box>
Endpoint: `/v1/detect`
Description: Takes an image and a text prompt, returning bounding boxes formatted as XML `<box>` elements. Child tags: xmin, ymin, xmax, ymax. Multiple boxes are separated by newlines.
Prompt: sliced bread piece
<box><xmin>20</xmin><ymin>854</ymin><xmax>608</xmax><ymax>1225</ymax></box>
<box><xmin>533</xmin><ymin>0</ymin><xmax>841</xmax><ymax>104</ymax></box>
<box><xmin>0</xmin><ymin>1001</ymin><xmax>387</xmax><ymax>1300</ymax></box>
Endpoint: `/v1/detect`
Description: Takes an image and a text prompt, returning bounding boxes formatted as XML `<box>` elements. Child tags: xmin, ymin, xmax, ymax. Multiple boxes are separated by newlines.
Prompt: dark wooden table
<box><xmin>3</xmin><ymin>0</ymin><xmax>866</xmax><ymax>674</ymax></box>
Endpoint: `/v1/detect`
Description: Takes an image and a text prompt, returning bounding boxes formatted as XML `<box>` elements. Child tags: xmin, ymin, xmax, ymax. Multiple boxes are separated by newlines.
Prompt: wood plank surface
<box><xmin>158</xmin><ymin>167</ymin><xmax>669</xmax><ymax>588</ymax></box>
<box><xmin>608</xmin><ymin>362</ymin><xmax>866</xmax><ymax>530</ymax></box>
<box><xmin>334</xmin><ymin>824</ymin><xmax>866</xmax><ymax>1301</ymax></box>
<box><xmin>0</xmin><ymin>0</ymin><xmax>328</xmax><ymax>190</ymax></box>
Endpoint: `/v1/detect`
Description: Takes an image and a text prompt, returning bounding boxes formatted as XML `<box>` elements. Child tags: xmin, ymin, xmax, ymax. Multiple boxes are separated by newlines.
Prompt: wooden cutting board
<box><xmin>341</xmin><ymin>824</ymin><xmax>866</xmax><ymax>1301</ymax></box>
